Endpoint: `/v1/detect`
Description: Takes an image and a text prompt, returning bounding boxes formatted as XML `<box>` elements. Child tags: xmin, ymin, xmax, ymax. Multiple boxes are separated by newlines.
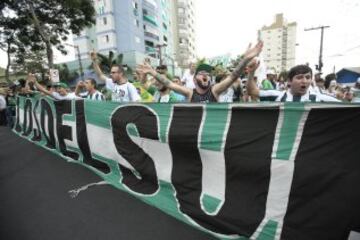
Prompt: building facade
<box><xmin>259</xmin><ymin>14</ymin><xmax>297</xmax><ymax>73</ymax></box>
<box><xmin>171</xmin><ymin>0</ymin><xmax>197</xmax><ymax>69</ymax></box>
<box><xmin>72</xmin><ymin>0</ymin><xmax>176</xmax><ymax>70</ymax></box>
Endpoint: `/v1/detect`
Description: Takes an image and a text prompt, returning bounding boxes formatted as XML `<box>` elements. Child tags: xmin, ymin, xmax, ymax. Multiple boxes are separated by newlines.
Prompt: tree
<box><xmin>0</xmin><ymin>8</ymin><xmax>22</xmax><ymax>83</ymax></box>
<box><xmin>54</xmin><ymin>63</ymin><xmax>79</xmax><ymax>84</ymax></box>
<box><xmin>0</xmin><ymin>0</ymin><xmax>96</xmax><ymax>68</ymax></box>
<box><xmin>90</xmin><ymin>51</ymin><xmax>133</xmax><ymax>76</ymax></box>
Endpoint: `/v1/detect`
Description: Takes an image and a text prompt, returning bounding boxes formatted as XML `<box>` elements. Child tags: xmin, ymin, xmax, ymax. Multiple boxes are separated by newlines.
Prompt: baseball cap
<box><xmin>266</xmin><ymin>69</ymin><xmax>276</xmax><ymax>75</ymax></box>
<box><xmin>53</xmin><ymin>82</ymin><xmax>68</xmax><ymax>89</ymax></box>
<box><xmin>195</xmin><ymin>64</ymin><xmax>214</xmax><ymax>75</ymax></box>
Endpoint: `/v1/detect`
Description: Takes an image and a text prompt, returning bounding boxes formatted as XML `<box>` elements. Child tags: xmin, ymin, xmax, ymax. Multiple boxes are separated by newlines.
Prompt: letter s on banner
<box><xmin>111</xmin><ymin>105</ymin><xmax>160</xmax><ymax>195</ymax></box>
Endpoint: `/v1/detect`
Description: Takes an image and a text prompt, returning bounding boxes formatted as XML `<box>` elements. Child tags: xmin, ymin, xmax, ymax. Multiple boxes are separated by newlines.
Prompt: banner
<box><xmin>14</xmin><ymin>95</ymin><xmax>360</xmax><ymax>240</ymax></box>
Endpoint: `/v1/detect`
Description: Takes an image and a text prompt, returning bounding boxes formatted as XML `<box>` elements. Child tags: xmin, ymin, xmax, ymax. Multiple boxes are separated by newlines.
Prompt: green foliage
<box><xmin>54</xmin><ymin>63</ymin><xmax>79</xmax><ymax>84</ymax></box>
<box><xmin>0</xmin><ymin>0</ymin><xmax>96</xmax><ymax>68</ymax></box>
<box><xmin>89</xmin><ymin>51</ymin><xmax>133</xmax><ymax>77</ymax></box>
<box><xmin>11</xmin><ymin>50</ymin><xmax>47</xmax><ymax>74</ymax></box>
<box><xmin>195</xmin><ymin>58</ymin><xmax>208</xmax><ymax>68</ymax></box>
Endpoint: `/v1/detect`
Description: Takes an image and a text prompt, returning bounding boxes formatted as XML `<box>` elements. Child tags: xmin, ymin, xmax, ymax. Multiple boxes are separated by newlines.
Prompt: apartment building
<box><xmin>259</xmin><ymin>13</ymin><xmax>297</xmax><ymax>72</ymax></box>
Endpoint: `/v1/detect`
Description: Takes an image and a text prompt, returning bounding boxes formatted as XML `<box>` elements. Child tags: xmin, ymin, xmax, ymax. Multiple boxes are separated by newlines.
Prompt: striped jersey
<box><xmin>80</xmin><ymin>90</ymin><xmax>105</xmax><ymax>101</ymax></box>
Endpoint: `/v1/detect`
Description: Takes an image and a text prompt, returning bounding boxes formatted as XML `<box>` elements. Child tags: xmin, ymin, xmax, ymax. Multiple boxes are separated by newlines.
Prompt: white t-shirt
<box><xmin>51</xmin><ymin>92</ymin><xmax>79</xmax><ymax>100</ymax></box>
<box><xmin>259</xmin><ymin>89</ymin><xmax>340</xmax><ymax>102</ymax></box>
<box><xmin>0</xmin><ymin>95</ymin><xmax>6</xmax><ymax>110</ymax></box>
<box><xmin>105</xmin><ymin>77</ymin><xmax>141</xmax><ymax>102</ymax></box>
<box><xmin>181</xmin><ymin>69</ymin><xmax>195</xmax><ymax>89</ymax></box>
<box><xmin>218</xmin><ymin>87</ymin><xmax>234</xmax><ymax>103</ymax></box>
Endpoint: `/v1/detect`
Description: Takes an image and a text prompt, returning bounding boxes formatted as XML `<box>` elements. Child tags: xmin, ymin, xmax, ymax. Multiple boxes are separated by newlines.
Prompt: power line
<box><xmin>304</xmin><ymin>26</ymin><xmax>330</xmax><ymax>73</ymax></box>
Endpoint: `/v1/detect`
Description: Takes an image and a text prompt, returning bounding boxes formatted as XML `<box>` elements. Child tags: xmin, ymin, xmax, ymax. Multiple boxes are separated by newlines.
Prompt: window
<box><xmin>133</xmin><ymin>1</ymin><xmax>138</xmax><ymax>9</ymax></box>
<box><xmin>134</xmin><ymin>19</ymin><xmax>139</xmax><ymax>27</ymax></box>
<box><xmin>145</xmin><ymin>40</ymin><xmax>154</xmax><ymax>47</ymax></box>
<box><xmin>103</xmin><ymin>17</ymin><xmax>107</xmax><ymax>25</ymax></box>
<box><xmin>103</xmin><ymin>35</ymin><xmax>109</xmax><ymax>43</ymax></box>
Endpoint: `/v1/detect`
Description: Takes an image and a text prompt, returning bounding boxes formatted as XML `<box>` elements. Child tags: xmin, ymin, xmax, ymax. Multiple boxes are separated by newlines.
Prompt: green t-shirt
<box><xmin>261</xmin><ymin>79</ymin><xmax>275</xmax><ymax>90</ymax></box>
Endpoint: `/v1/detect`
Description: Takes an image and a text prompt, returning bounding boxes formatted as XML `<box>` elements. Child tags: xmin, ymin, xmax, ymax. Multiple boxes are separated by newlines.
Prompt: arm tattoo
<box><xmin>230</xmin><ymin>58</ymin><xmax>252</xmax><ymax>80</ymax></box>
<box><xmin>155</xmin><ymin>73</ymin><xmax>171</xmax><ymax>87</ymax></box>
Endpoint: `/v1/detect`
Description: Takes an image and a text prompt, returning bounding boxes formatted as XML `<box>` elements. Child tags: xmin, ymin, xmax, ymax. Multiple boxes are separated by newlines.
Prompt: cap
<box><xmin>53</xmin><ymin>82</ymin><xmax>68</xmax><ymax>89</ymax></box>
<box><xmin>195</xmin><ymin>64</ymin><xmax>214</xmax><ymax>75</ymax></box>
<box><xmin>266</xmin><ymin>69</ymin><xmax>276</xmax><ymax>75</ymax></box>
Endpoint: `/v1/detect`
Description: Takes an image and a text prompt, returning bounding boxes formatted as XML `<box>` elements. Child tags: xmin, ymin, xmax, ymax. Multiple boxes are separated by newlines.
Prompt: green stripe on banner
<box><xmin>148</xmin><ymin>104</ymin><xmax>173</xmax><ymax>143</ymax></box>
<box><xmin>275</xmin><ymin>103</ymin><xmax>305</xmax><ymax>160</ymax></box>
<box><xmin>257</xmin><ymin>220</ymin><xmax>278</xmax><ymax>240</ymax></box>
<box><xmin>201</xmin><ymin>104</ymin><xmax>229</xmax><ymax>151</ymax></box>
<box><xmin>202</xmin><ymin>194</ymin><xmax>222</xmax><ymax>214</ymax></box>
<box><xmin>85</xmin><ymin>100</ymin><xmax>120</xmax><ymax>129</ymax></box>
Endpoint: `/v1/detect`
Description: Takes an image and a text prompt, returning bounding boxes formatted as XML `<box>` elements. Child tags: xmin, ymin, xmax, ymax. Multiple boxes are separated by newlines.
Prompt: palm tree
<box><xmin>89</xmin><ymin>51</ymin><xmax>132</xmax><ymax>76</ymax></box>
<box><xmin>55</xmin><ymin>63</ymin><xmax>79</xmax><ymax>84</ymax></box>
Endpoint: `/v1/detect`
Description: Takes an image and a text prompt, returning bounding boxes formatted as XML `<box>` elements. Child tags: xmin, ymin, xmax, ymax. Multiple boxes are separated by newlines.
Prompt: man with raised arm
<box><xmin>27</xmin><ymin>73</ymin><xmax>78</xmax><ymax>100</ymax></box>
<box><xmin>75</xmin><ymin>78</ymin><xmax>105</xmax><ymax>101</ymax></box>
<box><xmin>136</xmin><ymin>41</ymin><xmax>264</xmax><ymax>103</ymax></box>
<box><xmin>90</xmin><ymin>51</ymin><xmax>140</xmax><ymax>102</ymax></box>
<box><xmin>247</xmin><ymin>64</ymin><xmax>340</xmax><ymax>102</ymax></box>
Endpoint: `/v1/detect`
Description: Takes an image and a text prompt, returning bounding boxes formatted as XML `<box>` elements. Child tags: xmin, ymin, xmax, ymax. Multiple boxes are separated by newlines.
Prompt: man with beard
<box><xmin>152</xmin><ymin>78</ymin><xmax>179</xmax><ymax>103</ymax></box>
<box><xmin>247</xmin><ymin>64</ymin><xmax>339</xmax><ymax>102</ymax></box>
<box><xmin>137</xmin><ymin>41</ymin><xmax>263</xmax><ymax>103</ymax></box>
<box><xmin>91</xmin><ymin>51</ymin><xmax>140</xmax><ymax>102</ymax></box>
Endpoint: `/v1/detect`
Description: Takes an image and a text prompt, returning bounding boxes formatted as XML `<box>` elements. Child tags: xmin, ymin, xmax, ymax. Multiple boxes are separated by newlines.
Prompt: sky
<box><xmin>1</xmin><ymin>0</ymin><xmax>359</xmax><ymax>74</ymax></box>
<box><xmin>194</xmin><ymin>0</ymin><xmax>360</xmax><ymax>74</ymax></box>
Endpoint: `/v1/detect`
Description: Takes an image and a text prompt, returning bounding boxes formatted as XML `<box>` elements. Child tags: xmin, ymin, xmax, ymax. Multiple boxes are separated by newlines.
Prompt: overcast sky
<box><xmin>195</xmin><ymin>0</ymin><xmax>360</xmax><ymax>73</ymax></box>
<box><xmin>1</xmin><ymin>0</ymin><xmax>359</xmax><ymax>74</ymax></box>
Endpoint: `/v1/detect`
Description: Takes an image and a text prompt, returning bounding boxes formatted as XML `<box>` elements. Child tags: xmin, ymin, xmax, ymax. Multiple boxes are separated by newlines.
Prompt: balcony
<box><xmin>145</xmin><ymin>46</ymin><xmax>157</xmax><ymax>53</ymax></box>
<box><xmin>143</xmin><ymin>15</ymin><xmax>158</xmax><ymax>27</ymax></box>
<box><xmin>143</xmin><ymin>0</ymin><xmax>157</xmax><ymax>10</ymax></box>
<box><xmin>144</xmin><ymin>31</ymin><xmax>160</xmax><ymax>41</ymax></box>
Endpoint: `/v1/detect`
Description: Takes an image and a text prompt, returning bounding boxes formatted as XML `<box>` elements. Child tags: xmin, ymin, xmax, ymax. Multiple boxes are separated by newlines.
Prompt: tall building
<box><xmin>72</xmin><ymin>0</ymin><xmax>175</xmax><ymax>69</ymax></box>
<box><xmin>259</xmin><ymin>13</ymin><xmax>297</xmax><ymax>73</ymax></box>
<box><xmin>171</xmin><ymin>0</ymin><xmax>197</xmax><ymax>69</ymax></box>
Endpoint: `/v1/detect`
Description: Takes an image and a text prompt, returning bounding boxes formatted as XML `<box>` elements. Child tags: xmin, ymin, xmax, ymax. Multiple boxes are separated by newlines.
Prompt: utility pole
<box><xmin>65</xmin><ymin>43</ymin><xmax>84</xmax><ymax>81</ymax></box>
<box><xmin>305</xmin><ymin>26</ymin><xmax>330</xmax><ymax>73</ymax></box>
<box><xmin>165</xmin><ymin>54</ymin><xmax>176</xmax><ymax>75</ymax></box>
<box><xmin>156</xmin><ymin>44</ymin><xmax>167</xmax><ymax>65</ymax></box>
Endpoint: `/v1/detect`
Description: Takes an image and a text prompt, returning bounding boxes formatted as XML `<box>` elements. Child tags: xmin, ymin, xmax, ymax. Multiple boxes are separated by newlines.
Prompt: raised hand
<box><xmin>245</xmin><ymin>59</ymin><xmax>260</xmax><ymax>74</ymax></box>
<box><xmin>27</xmin><ymin>73</ymin><xmax>36</xmax><ymax>83</ymax></box>
<box><xmin>136</xmin><ymin>62</ymin><xmax>156</xmax><ymax>76</ymax></box>
<box><xmin>243</xmin><ymin>41</ymin><xmax>263</xmax><ymax>60</ymax></box>
<box><xmin>77</xmin><ymin>81</ymin><xmax>85</xmax><ymax>87</ymax></box>
<box><xmin>90</xmin><ymin>50</ymin><xmax>97</xmax><ymax>61</ymax></box>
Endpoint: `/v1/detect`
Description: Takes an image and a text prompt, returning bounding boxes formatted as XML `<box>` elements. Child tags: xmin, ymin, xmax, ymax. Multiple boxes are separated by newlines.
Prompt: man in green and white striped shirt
<box><xmin>75</xmin><ymin>78</ymin><xmax>104</xmax><ymax>101</ymax></box>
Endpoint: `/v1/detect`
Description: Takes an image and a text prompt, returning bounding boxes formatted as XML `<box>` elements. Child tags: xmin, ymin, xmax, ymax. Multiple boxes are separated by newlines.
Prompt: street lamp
<box><xmin>64</xmin><ymin>43</ymin><xmax>84</xmax><ymax>81</ymax></box>
<box><xmin>156</xmin><ymin>43</ymin><xmax>167</xmax><ymax>65</ymax></box>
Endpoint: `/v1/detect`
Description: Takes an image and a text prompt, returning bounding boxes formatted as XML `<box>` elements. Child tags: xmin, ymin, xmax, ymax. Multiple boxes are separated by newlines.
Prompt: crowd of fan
<box><xmin>1</xmin><ymin>40</ymin><xmax>360</xmax><ymax>127</ymax></box>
